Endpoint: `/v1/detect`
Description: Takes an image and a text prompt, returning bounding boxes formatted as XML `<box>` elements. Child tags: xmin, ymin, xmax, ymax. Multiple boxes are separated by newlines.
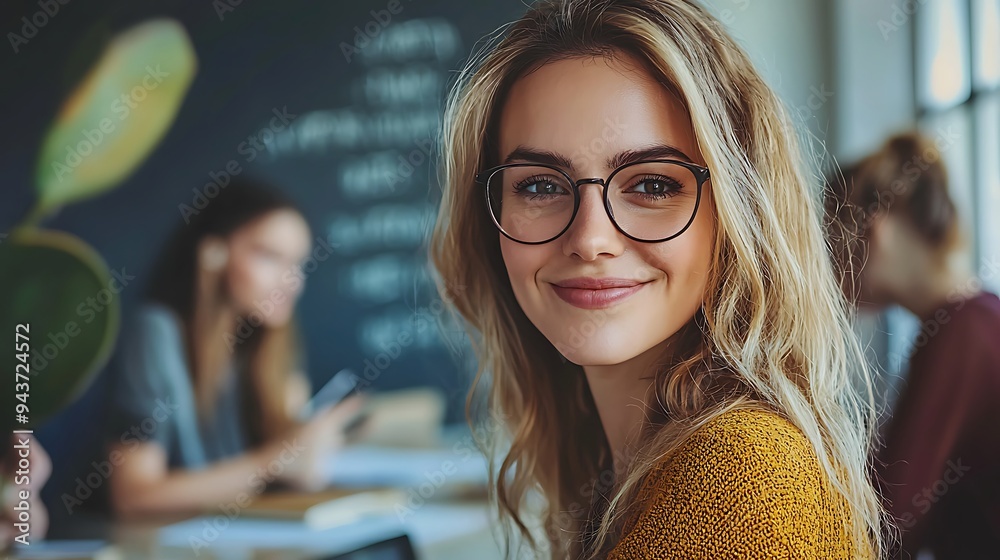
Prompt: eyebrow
<box><xmin>502</xmin><ymin>143</ymin><xmax>696</xmax><ymax>171</ymax></box>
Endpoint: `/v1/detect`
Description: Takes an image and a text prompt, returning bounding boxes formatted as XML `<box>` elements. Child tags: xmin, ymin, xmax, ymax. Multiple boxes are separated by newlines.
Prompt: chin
<box><xmin>559</xmin><ymin>341</ymin><xmax>671</xmax><ymax>368</ymax></box>
<box><xmin>559</xmin><ymin>352</ymin><xmax>632</xmax><ymax>367</ymax></box>
<box><xmin>263</xmin><ymin>309</ymin><xmax>293</xmax><ymax>328</ymax></box>
<box><xmin>543</xmin><ymin>327</ymin><xmax>646</xmax><ymax>366</ymax></box>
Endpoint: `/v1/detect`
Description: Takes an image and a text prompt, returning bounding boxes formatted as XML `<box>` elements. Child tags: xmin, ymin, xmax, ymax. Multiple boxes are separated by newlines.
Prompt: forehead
<box><xmin>233</xmin><ymin>210</ymin><xmax>310</xmax><ymax>252</ymax></box>
<box><xmin>497</xmin><ymin>54</ymin><xmax>698</xmax><ymax>171</ymax></box>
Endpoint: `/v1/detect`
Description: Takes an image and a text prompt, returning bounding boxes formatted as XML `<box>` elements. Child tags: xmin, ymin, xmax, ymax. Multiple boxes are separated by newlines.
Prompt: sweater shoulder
<box><xmin>646</xmin><ymin>407</ymin><xmax>827</xmax><ymax>506</ymax></box>
<box><xmin>675</xmin><ymin>407</ymin><xmax>816</xmax><ymax>469</ymax></box>
<box><xmin>608</xmin><ymin>408</ymin><xmax>856</xmax><ymax>559</ymax></box>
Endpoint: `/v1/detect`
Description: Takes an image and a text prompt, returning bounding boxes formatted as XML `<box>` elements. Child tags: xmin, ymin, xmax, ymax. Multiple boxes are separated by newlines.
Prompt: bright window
<box><xmin>916</xmin><ymin>0</ymin><xmax>1000</xmax><ymax>290</ymax></box>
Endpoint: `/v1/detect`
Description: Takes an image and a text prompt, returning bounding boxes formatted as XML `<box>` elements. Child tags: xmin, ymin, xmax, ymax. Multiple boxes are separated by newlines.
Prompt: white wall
<box><xmin>704</xmin><ymin>0</ymin><xmax>836</xmax><ymax>146</ymax></box>
<box><xmin>834</xmin><ymin>0</ymin><xmax>922</xmax><ymax>406</ymax></box>
<box><xmin>833</xmin><ymin>0</ymin><xmax>916</xmax><ymax>160</ymax></box>
<box><xmin>702</xmin><ymin>0</ymin><xmax>917</xmax><ymax>412</ymax></box>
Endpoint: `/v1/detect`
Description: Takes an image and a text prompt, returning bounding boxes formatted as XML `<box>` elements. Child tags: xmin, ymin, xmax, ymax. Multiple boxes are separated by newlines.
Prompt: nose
<box><xmin>560</xmin><ymin>182</ymin><xmax>625</xmax><ymax>261</ymax></box>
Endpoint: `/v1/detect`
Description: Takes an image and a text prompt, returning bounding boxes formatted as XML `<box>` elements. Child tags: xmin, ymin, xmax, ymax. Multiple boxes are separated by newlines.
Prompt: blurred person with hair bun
<box><xmin>827</xmin><ymin>132</ymin><xmax>1000</xmax><ymax>559</ymax></box>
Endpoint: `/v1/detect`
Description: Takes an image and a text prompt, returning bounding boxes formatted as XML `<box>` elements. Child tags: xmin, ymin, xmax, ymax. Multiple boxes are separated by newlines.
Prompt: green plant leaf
<box><xmin>33</xmin><ymin>18</ymin><xmax>197</xmax><ymax>215</ymax></box>
<box><xmin>1</xmin><ymin>229</ymin><xmax>120</xmax><ymax>426</ymax></box>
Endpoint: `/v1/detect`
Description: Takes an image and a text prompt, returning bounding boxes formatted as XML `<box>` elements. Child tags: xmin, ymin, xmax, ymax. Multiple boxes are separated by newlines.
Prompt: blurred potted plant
<box><xmin>1</xmin><ymin>18</ymin><xmax>197</xmax><ymax>548</ymax></box>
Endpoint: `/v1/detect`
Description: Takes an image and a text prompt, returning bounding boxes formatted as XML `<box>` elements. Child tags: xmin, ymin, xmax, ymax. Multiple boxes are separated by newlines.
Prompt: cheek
<box><xmin>655</xmin><ymin>204</ymin><xmax>714</xmax><ymax>292</ymax></box>
<box><xmin>499</xmin><ymin>237</ymin><xmax>543</xmax><ymax>290</ymax></box>
<box><xmin>226</xmin><ymin>259</ymin><xmax>275</xmax><ymax>308</ymax></box>
<box><xmin>645</xmin><ymin>236</ymin><xmax>711</xmax><ymax>307</ymax></box>
<box><xmin>499</xmin><ymin>237</ymin><xmax>562</xmax><ymax>327</ymax></box>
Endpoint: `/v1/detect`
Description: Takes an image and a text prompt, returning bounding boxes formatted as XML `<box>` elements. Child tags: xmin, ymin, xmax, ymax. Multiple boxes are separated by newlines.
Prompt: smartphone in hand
<box><xmin>299</xmin><ymin>368</ymin><xmax>361</xmax><ymax>422</ymax></box>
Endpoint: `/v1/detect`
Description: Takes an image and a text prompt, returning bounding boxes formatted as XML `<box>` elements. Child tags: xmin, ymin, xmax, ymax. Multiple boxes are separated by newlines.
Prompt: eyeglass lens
<box><xmin>486</xmin><ymin>161</ymin><xmax>700</xmax><ymax>243</ymax></box>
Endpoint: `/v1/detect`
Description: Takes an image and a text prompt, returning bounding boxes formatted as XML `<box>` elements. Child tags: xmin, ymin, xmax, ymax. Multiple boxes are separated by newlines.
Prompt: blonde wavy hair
<box><xmin>430</xmin><ymin>0</ymin><xmax>887</xmax><ymax>557</ymax></box>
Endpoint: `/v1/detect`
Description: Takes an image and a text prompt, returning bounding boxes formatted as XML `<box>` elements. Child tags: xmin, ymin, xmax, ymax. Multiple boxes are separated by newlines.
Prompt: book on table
<box><xmin>243</xmin><ymin>487</ymin><xmax>409</xmax><ymax>530</ymax></box>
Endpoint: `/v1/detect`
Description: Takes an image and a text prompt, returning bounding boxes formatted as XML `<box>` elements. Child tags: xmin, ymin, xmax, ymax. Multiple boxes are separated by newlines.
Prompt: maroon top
<box><xmin>877</xmin><ymin>291</ymin><xmax>1000</xmax><ymax>559</ymax></box>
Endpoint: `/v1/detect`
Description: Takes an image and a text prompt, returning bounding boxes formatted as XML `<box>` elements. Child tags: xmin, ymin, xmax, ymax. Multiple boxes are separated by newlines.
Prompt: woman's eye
<box><xmin>626</xmin><ymin>177</ymin><xmax>680</xmax><ymax>196</ymax></box>
<box><xmin>517</xmin><ymin>180</ymin><xmax>566</xmax><ymax>195</ymax></box>
<box><xmin>633</xmin><ymin>179</ymin><xmax>670</xmax><ymax>193</ymax></box>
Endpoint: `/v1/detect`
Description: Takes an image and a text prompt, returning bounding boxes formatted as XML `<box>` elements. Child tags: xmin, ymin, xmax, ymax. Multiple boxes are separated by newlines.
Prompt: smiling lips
<box><xmin>550</xmin><ymin>277</ymin><xmax>650</xmax><ymax>309</ymax></box>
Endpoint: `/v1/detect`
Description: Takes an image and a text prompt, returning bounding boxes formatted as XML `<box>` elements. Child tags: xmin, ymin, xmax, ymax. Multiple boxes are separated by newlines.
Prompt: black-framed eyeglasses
<box><xmin>475</xmin><ymin>159</ymin><xmax>710</xmax><ymax>244</ymax></box>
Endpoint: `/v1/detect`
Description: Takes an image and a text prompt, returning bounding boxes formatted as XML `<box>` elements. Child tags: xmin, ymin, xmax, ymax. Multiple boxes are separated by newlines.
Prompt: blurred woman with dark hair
<box><xmin>105</xmin><ymin>180</ymin><xmax>362</xmax><ymax>516</ymax></box>
<box><xmin>827</xmin><ymin>132</ymin><xmax>1000</xmax><ymax>559</ymax></box>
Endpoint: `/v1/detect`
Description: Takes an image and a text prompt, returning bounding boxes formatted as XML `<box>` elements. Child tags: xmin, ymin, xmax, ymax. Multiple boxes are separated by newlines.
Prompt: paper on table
<box><xmin>158</xmin><ymin>514</ymin><xmax>406</xmax><ymax>554</ymax></box>
<box><xmin>324</xmin><ymin>445</ymin><xmax>489</xmax><ymax>489</ymax></box>
<box><xmin>156</xmin><ymin>503</ymin><xmax>492</xmax><ymax>555</ymax></box>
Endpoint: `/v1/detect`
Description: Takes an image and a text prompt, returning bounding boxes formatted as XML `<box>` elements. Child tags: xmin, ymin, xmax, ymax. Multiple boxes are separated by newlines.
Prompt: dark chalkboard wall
<box><xmin>0</xmin><ymin>0</ymin><xmax>527</xmax><ymax>478</ymax></box>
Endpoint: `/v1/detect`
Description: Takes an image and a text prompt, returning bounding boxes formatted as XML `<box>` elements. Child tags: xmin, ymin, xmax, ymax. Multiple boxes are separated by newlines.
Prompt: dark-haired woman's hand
<box><xmin>268</xmin><ymin>394</ymin><xmax>367</xmax><ymax>492</ymax></box>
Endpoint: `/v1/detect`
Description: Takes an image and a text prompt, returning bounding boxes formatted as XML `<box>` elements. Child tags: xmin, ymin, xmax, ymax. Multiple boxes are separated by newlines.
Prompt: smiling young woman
<box><xmin>431</xmin><ymin>0</ymin><xmax>886</xmax><ymax>558</ymax></box>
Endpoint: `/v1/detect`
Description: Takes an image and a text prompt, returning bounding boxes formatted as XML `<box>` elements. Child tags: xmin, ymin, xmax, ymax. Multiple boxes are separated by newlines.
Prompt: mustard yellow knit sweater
<box><xmin>607</xmin><ymin>408</ymin><xmax>861</xmax><ymax>559</ymax></box>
